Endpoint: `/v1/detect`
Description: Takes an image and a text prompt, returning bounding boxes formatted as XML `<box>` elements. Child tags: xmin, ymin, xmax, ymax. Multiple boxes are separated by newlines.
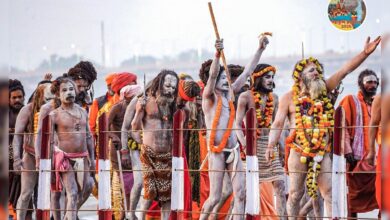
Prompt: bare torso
<box><xmin>283</xmin><ymin>91</ymin><xmax>331</xmax><ymax>144</ymax></box>
<box><xmin>142</xmin><ymin>96</ymin><xmax>173</xmax><ymax>153</ymax></box>
<box><xmin>51</xmin><ymin>105</ymin><xmax>88</xmax><ymax>153</ymax></box>
<box><xmin>239</xmin><ymin>91</ymin><xmax>279</xmax><ymax>137</ymax></box>
<box><xmin>203</xmin><ymin>94</ymin><xmax>236</xmax><ymax>150</ymax></box>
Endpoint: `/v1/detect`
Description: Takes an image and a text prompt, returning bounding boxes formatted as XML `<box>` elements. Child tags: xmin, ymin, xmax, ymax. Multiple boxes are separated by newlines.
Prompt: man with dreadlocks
<box><xmin>268</xmin><ymin>36</ymin><xmax>381</xmax><ymax>219</ymax></box>
<box><xmin>68</xmin><ymin>61</ymin><xmax>98</xmax><ymax>109</ymax></box>
<box><xmin>235</xmin><ymin>63</ymin><xmax>287</xmax><ymax>219</ymax></box>
<box><xmin>199</xmin><ymin>35</ymin><xmax>269</xmax><ymax>220</ymax></box>
<box><xmin>339</xmin><ymin>69</ymin><xmax>380</xmax><ymax>217</ymax></box>
<box><xmin>49</xmin><ymin>77</ymin><xmax>95</xmax><ymax>219</ymax></box>
<box><xmin>12</xmin><ymin>81</ymin><xmax>54</xmax><ymax>220</ymax></box>
<box><xmin>8</xmin><ymin>79</ymin><xmax>27</xmax><ymax>219</ymax></box>
<box><xmin>131</xmin><ymin>70</ymin><xmax>179</xmax><ymax>220</ymax></box>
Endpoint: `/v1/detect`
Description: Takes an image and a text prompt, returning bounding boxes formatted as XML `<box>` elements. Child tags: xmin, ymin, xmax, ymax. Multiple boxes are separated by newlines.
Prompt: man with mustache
<box><xmin>235</xmin><ymin>64</ymin><xmax>287</xmax><ymax>219</ymax></box>
<box><xmin>339</xmin><ymin>69</ymin><xmax>380</xmax><ymax>218</ymax></box>
<box><xmin>200</xmin><ymin>35</ymin><xmax>269</xmax><ymax>220</ymax></box>
<box><xmin>35</xmin><ymin>75</ymin><xmax>90</xmax><ymax>219</ymax></box>
<box><xmin>12</xmin><ymin>82</ymin><xmax>55</xmax><ymax>220</ymax></box>
<box><xmin>267</xmin><ymin>36</ymin><xmax>381</xmax><ymax>219</ymax></box>
<box><xmin>131</xmin><ymin>70</ymin><xmax>179</xmax><ymax>220</ymax></box>
<box><xmin>8</xmin><ymin>79</ymin><xmax>28</xmax><ymax>219</ymax></box>
<box><xmin>49</xmin><ymin>77</ymin><xmax>95</xmax><ymax>220</ymax></box>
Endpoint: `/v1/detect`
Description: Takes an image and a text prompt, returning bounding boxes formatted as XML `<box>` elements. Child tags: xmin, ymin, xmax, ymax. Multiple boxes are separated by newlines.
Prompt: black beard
<box><xmin>255</xmin><ymin>85</ymin><xmax>273</xmax><ymax>93</ymax></box>
<box><xmin>361</xmin><ymin>88</ymin><xmax>376</xmax><ymax>103</ymax></box>
<box><xmin>9</xmin><ymin>104</ymin><xmax>22</xmax><ymax>113</ymax></box>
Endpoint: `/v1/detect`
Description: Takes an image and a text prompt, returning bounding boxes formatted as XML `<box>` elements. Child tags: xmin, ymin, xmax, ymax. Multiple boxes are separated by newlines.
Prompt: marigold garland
<box><xmin>251</xmin><ymin>90</ymin><xmax>274</xmax><ymax>136</ymax></box>
<box><xmin>285</xmin><ymin>57</ymin><xmax>335</xmax><ymax>198</ymax></box>
<box><xmin>250</xmin><ymin>66</ymin><xmax>276</xmax><ymax>85</ymax></box>
<box><xmin>209</xmin><ymin>96</ymin><xmax>235</xmax><ymax>153</ymax></box>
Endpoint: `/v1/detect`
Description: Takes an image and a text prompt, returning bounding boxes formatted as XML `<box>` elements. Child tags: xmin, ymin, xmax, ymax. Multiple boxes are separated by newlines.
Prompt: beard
<box><xmin>303</xmin><ymin>78</ymin><xmax>326</xmax><ymax>100</ymax></box>
<box><xmin>157</xmin><ymin>93</ymin><xmax>175</xmax><ymax>105</ymax></box>
<box><xmin>10</xmin><ymin>103</ymin><xmax>23</xmax><ymax>112</ymax></box>
<box><xmin>360</xmin><ymin>84</ymin><xmax>377</xmax><ymax>98</ymax></box>
<box><xmin>257</xmin><ymin>84</ymin><xmax>273</xmax><ymax>93</ymax></box>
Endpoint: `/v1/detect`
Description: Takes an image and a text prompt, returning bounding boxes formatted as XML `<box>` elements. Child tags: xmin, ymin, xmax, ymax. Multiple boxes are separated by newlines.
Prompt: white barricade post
<box><xmin>36</xmin><ymin>115</ymin><xmax>51</xmax><ymax>220</ymax></box>
<box><xmin>98</xmin><ymin>113</ymin><xmax>112</xmax><ymax>219</ymax></box>
<box><xmin>171</xmin><ymin>109</ymin><xmax>185</xmax><ymax>219</ymax></box>
<box><xmin>245</xmin><ymin>108</ymin><xmax>260</xmax><ymax>219</ymax></box>
<box><xmin>332</xmin><ymin>106</ymin><xmax>348</xmax><ymax>219</ymax></box>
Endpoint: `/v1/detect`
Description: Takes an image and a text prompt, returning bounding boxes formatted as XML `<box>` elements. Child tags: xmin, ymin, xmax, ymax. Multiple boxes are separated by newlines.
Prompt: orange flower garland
<box><xmin>250</xmin><ymin>66</ymin><xmax>276</xmax><ymax>85</ymax></box>
<box><xmin>285</xmin><ymin>57</ymin><xmax>335</xmax><ymax>198</ymax></box>
<box><xmin>209</xmin><ymin>96</ymin><xmax>235</xmax><ymax>153</ymax></box>
<box><xmin>251</xmin><ymin>90</ymin><xmax>274</xmax><ymax>136</ymax></box>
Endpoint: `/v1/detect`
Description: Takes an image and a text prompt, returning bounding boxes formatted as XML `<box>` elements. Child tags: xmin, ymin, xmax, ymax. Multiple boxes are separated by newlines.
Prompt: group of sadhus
<box><xmin>8</xmin><ymin>33</ymin><xmax>385</xmax><ymax>220</ymax></box>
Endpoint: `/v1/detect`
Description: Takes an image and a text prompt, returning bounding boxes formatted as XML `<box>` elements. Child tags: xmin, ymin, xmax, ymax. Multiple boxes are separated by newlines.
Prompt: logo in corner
<box><xmin>328</xmin><ymin>0</ymin><xmax>366</xmax><ymax>31</ymax></box>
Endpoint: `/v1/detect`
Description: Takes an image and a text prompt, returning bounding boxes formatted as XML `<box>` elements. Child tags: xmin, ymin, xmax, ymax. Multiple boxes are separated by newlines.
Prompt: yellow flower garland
<box><xmin>251</xmin><ymin>90</ymin><xmax>274</xmax><ymax>136</ymax></box>
<box><xmin>286</xmin><ymin>57</ymin><xmax>335</xmax><ymax>198</ymax></box>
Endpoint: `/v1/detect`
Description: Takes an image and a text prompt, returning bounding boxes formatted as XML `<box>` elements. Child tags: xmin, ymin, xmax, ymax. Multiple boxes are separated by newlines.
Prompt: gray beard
<box><xmin>303</xmin><ymin>79</ymin><xmax>326</xmax><ymax>100</ymax></box>
<box><xmin>157</xmin><ymin>94</ymin><xmax>174</xmax><ymax>105</ymax></box>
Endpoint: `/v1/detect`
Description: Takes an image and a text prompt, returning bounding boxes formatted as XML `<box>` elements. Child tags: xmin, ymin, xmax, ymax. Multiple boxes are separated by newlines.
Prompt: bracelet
<box><xmin>215</xmin><ymin>51</ymin><xmax>221</xmax><ymax>58</ymax></box>
<box><xmin>120</xmin><ymin>148</ymin><xmax>129</xmax><ymax>155</ymax></box>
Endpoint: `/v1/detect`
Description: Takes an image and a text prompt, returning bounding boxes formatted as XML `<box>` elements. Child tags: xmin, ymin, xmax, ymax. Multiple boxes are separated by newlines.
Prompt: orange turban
<box><xmin>178</xmin><ymin>80</ymin><xmax>201</xmax><ymax>102</ymax></box>
<box><xmin>105</xmin><ymin>73</ymin><xmax>116</xmax><ymax>86</ymax></box>
<box><xmin>111</xmin><ymin>72</ymin><xmax>138</xmax><ymax>94</ymax></box>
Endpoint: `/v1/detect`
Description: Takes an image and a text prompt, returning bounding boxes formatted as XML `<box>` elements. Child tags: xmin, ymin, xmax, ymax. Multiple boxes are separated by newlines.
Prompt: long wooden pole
<box><xmin>208</xmin><ymin>2</ymin><xmax>235</xmax><ymax>101</ymax></box>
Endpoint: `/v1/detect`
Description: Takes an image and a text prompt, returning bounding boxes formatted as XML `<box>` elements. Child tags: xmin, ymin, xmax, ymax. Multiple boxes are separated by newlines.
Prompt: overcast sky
<box><xmin>0</xmin><ymin>0</ymin><xmax>385</xmax><ymax>71</ymax></box>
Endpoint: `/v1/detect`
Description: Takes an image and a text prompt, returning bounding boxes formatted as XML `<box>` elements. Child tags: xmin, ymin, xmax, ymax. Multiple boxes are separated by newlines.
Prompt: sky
<box><xmin>0</xmin><ymin>0</ymin><xmax>385</xmax><ymax>71</ymax></box>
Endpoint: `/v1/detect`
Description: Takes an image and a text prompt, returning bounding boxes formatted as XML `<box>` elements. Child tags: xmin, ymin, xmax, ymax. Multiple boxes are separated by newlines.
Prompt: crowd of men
<box><xmin>8</xmin><ymin>34</ymin><xmax>384</xmax><ymax>220</ymax></box>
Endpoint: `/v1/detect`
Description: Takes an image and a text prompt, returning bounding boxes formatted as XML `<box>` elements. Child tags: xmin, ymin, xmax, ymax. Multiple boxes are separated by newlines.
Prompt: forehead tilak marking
<box><xmin>363</xmin><ymin>75</ymin><xmax>378</xmax><ymax>84</ymax></box>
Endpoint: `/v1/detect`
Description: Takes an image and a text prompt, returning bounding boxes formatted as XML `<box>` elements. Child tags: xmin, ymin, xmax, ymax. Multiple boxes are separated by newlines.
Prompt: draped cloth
<box><xmin>258</xmin><ymin>182</ymin><xmax>277</xmax><ymax>220</ymax></box>
<box><xmin>339</xmin><ymin>92</ymin><xmax>378</xmax><ymax>213</ymax></box>
<box><xmin>257</xmin><ymin>137</ymin><xmax>284</xmax><ymax>182</ymax></box>
<box><xmin>51</xmin><ymin>147</ymin><xmax>89</xmax><ymax>192</ymax></box>
<box><xmin>140</xmin><ymin>145</ymin><xmax>172</xmax><ymax>203</ymax></box>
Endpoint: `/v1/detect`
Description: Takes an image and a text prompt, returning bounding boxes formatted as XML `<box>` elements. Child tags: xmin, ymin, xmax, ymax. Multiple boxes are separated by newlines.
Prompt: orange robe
<box><xmin>190</xmin><ymin>132</ymin><xmax>233</xmax><ymax>220</ymax></box>
<box><xmin>258</xmin><ymin>182</ymin><xmax>277</xmax><ymax>220</ymax></box>
<box><xmin>339</xmin><ymin>92</ymin><xmax>378</xmax><ymax>213</ymax></box>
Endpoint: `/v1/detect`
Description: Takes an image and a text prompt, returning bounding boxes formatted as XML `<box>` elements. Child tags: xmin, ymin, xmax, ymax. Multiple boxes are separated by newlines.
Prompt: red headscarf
<box><xmin>111</xmin><ymin>72</ymin><xmax>137</xmax><ymax>94</ymax></box>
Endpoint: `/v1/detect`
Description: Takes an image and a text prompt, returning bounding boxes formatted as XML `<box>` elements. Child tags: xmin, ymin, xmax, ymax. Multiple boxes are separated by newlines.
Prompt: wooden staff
<box><xmin>208</xmin><ymin>2</ymin><xmax>235</xmax><ymax>101</ymax></box>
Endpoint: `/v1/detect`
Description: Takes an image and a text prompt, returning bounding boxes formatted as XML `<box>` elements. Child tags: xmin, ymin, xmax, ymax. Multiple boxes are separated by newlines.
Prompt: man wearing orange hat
<box><xmin>235</xmin><ymin>64</ymin><xmax>286</xmax><ymax>219</ymax></box>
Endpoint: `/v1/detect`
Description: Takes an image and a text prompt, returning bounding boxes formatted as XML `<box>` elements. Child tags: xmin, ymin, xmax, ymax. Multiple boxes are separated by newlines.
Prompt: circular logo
<box><xmin>328</xmin><ymin>0</ymin><xmax>366</xmax><ymax>31</ymax></box>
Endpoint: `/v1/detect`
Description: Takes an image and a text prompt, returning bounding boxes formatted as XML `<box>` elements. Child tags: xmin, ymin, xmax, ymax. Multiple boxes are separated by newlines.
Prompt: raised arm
<box><xmin>366</xmin><ymin>95</ymin><xmax>381</xmax><ymax>165</ymax></box>
<box><xmin>326</xmin><ymin>36</ymin><xmax>381</xmax><ymax>91</ymax></box>
<box><xmin>121</xmin><ymin>97</ymin><xmax>138</xmax><ymax>150</ymax></box>
<box><xmin>266</xmin><ymin>92</ymin><xmax>291</xmax><ymax>163</ymax></box>
<box><xmin>232</xmin><ymin>36</ymin><xmax>269</xmax><ymax>93</ymax></box>
<box><xmin>235</xmin><ymin>93</ymin><xmax>248</xmax><ymax>149</ymax></box>
<box><xmin>12</xmin><ymin>105</ymin><xmax>31</xmax><ymax>172</ymax></box>
<box><xmin>203</xmin><ymin>40</ymin><xmax>224</xmax><ymax>99</ymax></box>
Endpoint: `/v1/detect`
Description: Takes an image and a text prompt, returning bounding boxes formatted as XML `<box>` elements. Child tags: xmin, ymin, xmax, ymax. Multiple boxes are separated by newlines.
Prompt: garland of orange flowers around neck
<box><xmin>251</xmin><ymin>90</ymin><xmax>274</xmax><ymax>136</ymax></box>
<box><xmin>285</xmin><ymin>57</ymin><xmax>335</xmax><ymax>198</ymax></box>
<box><xmin>209</xmin><ymin>96</ymin><xmax>235</xmax><ymax>153</ymax></box>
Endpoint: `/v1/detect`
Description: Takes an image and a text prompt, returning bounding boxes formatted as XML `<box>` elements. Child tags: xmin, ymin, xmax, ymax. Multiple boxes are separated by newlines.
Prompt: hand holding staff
<box><xmin>208</xmin><ymin>2</ymin><xmax>235</xmax><ymax>101</ymax></box>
